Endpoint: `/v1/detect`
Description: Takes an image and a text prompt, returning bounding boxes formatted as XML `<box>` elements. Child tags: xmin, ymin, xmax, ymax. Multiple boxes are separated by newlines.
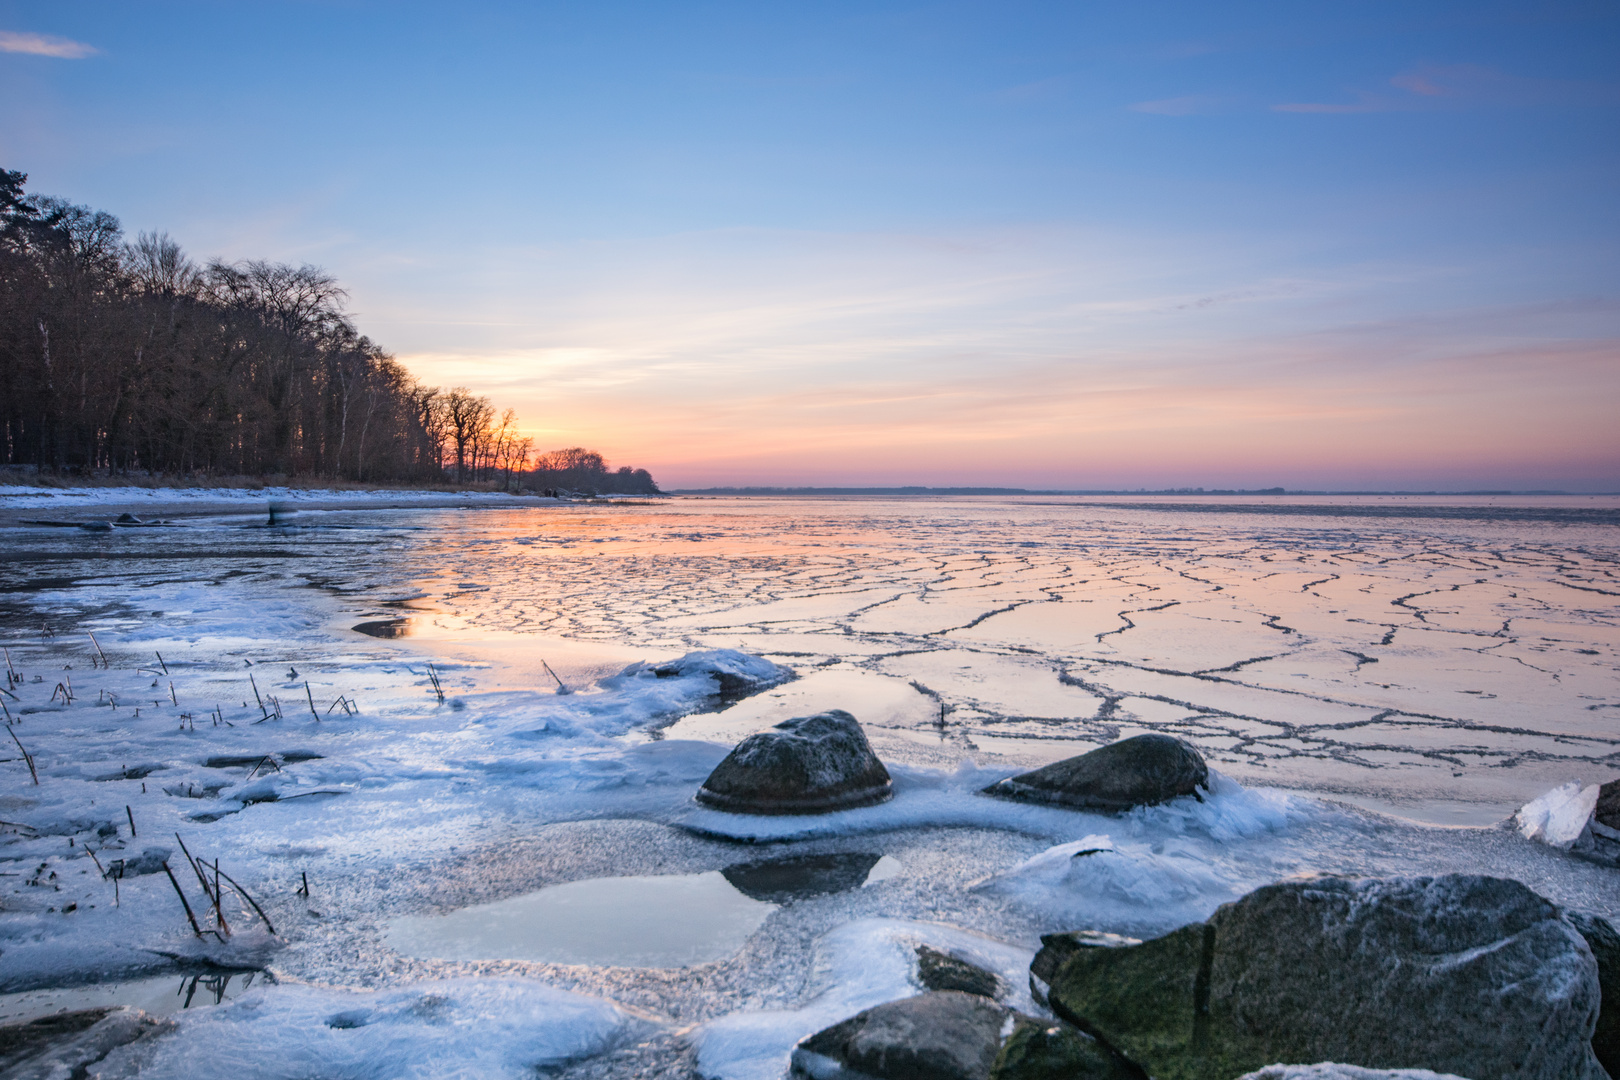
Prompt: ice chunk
<box><xmin>100</xmin><ymin>978</ymin><xmax>645</xmax><ymax>1080</ymax></box>
<box><xmin>972</xmin><ymin>833</ymin><xmax>1257</xmax><ymax>936</ymax></box>
<box><xmin>1516</xmin><ymin>782</ymin><xmax>1600</xmax><ymax>850</ymax></box>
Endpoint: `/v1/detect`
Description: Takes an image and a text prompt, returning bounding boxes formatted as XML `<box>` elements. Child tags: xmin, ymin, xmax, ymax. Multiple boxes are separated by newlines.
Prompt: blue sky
<box><xmin>3</xmin><ymin>1</ymin><xmax>1617</xmax><ymax>488</ymax></box>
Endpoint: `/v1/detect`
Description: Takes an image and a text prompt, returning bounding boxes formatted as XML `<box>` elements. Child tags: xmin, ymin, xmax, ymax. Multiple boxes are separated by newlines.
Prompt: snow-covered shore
<box><xmin>2</xmin><ymin>495</ymin><xmax>1616</xmax><ymax>1079</ymax></box>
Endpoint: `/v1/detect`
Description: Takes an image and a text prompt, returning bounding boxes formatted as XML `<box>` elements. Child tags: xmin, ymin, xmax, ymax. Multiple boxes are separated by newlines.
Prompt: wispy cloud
<box><xmin>1272</xmin><ymin>96</ymin><xmax>1389</xmax><ymax>115</ymax></box>
<box><xmin>1130</xmin><ymin>95</ymin><xmax>1218</xmax><ymax>116</ymax></box>
<box><xmin>1274</xmin><ymin>63</ymin><xmax>1620</xmax><ymax>115</ymax></box>
<box><xmin>1389</xmin><ymin>71</ymin><xmax>1446</xmax><ymax>97</ymax></box>
<box><xmin>0</xmin><ymin>30</ymin><xmax>98</xmax><ymax>59</ymax></box>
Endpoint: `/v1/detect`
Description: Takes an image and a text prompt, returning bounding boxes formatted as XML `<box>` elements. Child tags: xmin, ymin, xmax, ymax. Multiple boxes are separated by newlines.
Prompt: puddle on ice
<box><xmin>388</xmin><ymin>872</ymin><xmax>777</xmax><ymax>967</ymax></box>
<box><xmin>388</xmin><ymin>858</ymin><xmax>902</xmax><ymax>967</ymax></box>
<box><xmin>0</xmin><ymin>971</ymin><xmax>262</xmax><ymax>1025</ymax></box>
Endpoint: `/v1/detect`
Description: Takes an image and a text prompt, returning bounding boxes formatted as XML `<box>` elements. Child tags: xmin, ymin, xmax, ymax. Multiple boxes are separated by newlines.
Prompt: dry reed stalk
<box><xmin>174</xmin><ymin>833</ymin><xmax>213</xmax><ymax>901</ymax></box>
<box><xmin>7</xmin><ymin>725</ymin><xmax>38</xmax><ymax>784</ymax></box>
<box><xmin>89</xmin><ymin>633</ymin><xmax>108</xmax><ymax>669</ymax></box>
<box><xmin>212</xmin><ymin>865</ymin><xmax>277</xmax><ymax>934</ymax></box>
<box><xmin>161</xmin><ymin>862</ymin><xmax>203</xmax><ymax>937</ymax></box>
<box><xmin>212</xmin><ymin>860</ymin><xmax>230</xmax><ymax>937</ymax></box>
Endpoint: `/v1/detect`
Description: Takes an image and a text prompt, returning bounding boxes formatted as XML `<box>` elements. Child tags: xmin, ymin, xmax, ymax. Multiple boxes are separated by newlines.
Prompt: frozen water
<box><xmin>0</xmin><ymin>970</ymin><xmax>260</xmax><ymax>1024</ymax></box>
<box><xmin>1</xmin><ymin>491</ymin><xmax>1617</xmax><ymax>1078</ymax></box>
<box><xmin>387</xmin><ymin>872</ymin><xmax>778</xmax><ymax>967</ymax></box>
<box><xmin>96</xmin><ymin>977</ymin><xmax>645</xmax><ymax>1080</ymax></box>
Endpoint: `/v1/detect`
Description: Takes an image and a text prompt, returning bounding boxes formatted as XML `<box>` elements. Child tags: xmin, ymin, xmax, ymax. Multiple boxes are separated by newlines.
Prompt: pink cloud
<box><xmin>1390</xmin><ymin>72</ymin><xmax>1446</xmax><ymax>97</ymax></box>
<box><xmin>0</xmin><ymin>30</ymin><xmax>97</xmax><ymax>58</ymax></box>
<box><xmin>1271</xmin><ymin>92</ymin><xmax>1390</xmax><ymax>114</ymax></box>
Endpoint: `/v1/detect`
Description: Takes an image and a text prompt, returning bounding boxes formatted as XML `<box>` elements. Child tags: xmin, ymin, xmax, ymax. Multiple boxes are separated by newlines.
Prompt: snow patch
<box><xmin>100</xmin><ymin>978</ymin><xmax>647</xmax><ymax>1080</ymax></box>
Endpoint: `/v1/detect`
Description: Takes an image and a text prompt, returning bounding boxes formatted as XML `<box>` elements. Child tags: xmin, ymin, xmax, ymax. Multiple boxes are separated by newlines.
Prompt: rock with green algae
<box><xmin>991</xmin><ymin>1015</ymin><xmax>1138</xmax><ymax>1080</ymax></box>
<box><xmin>1235</xmin><ymin>1068</ymin><xmax>1472</xmax><ymax>1080</ymax></box>
<box><xmin>788</xmin><ymin>991</ymin><xmax>1137</xmax><ymax>1080</ymax></box>
<box><xmin>1037</xmin><ymin>874</ymin><xmax>1606</xmax><ymax>1080</ymax></box>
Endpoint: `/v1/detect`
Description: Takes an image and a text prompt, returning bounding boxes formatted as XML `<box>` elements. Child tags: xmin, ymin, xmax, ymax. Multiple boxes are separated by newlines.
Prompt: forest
<box><xmin>0</xmin><ymin>169</ymin><xmax>658</xmax><ymax>495</ymax></box>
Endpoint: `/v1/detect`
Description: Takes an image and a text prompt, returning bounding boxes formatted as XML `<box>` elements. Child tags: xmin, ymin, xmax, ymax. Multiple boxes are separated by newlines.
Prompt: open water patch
<box><xmin>387</xmin><ymin>872</ymin><xmax>781</xmax><ymax>967</ymax></box>
<box><xmin>0</xmin><ymin>970</ymin><xmax>263</xmax><ymax>1025</ymax></box>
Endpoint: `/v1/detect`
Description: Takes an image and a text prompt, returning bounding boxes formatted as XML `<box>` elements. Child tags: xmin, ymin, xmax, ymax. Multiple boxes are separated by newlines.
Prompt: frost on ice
<box><xmin>98</xmin><ymin>978</ymin><xmax>645</xmax><ymax>1080</ymax></box>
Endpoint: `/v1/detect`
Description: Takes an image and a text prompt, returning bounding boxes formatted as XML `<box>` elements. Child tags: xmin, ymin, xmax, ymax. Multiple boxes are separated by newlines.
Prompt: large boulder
<box><xmin>1565</xmin><ymin>909</ymin><xmax>1620</xmax><ymax>1077</ymax></box>
<box><xmin>1037</xmin><ymin>874</ymin><xmax>1606</xmax><ymax>1080</ymax></box>
<box><xmin>982</xmin><ymin>733</ymin><xmax>1208</xmax><ymax>812</ymax></box>
<box><xmin>789</xmin><ymin>991</ymin><xmax>1136</xmax><ymax>1080</ymax></box>
<box><xmin>1236</xmin><ymin>1068</ymin><xmax>1472</xmax><ymax>1080</ymax></box>
<box><xmin>695</xmin><ymin>710</ymin><xmax>892</xmax><ymax>815</ymax></box>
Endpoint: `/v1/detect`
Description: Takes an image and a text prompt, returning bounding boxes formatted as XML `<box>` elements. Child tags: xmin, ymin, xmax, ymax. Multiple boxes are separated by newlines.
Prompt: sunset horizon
<box><xmin>4</xmin><ymin>1</ymin><xmax>1615</xmax><ymax>492</ymax></box>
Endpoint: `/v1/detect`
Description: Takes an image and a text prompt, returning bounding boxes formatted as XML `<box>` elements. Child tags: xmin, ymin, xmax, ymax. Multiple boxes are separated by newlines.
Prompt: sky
<box><xmin>2</xmin><ymin>1</ymin><xmax>1617</xmax><ymax>491</ymax></box>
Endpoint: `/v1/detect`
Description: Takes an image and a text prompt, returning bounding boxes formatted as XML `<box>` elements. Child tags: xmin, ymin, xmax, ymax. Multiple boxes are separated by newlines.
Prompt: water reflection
<box><xmin>353</xmin><ymin>618</ymin><xmax>412</xmax><ymax>638</ymax></box>
<box><xmin>0</xmin><ymin>971</ymin><xmax>262</xmax><ymax>1025</ymax></box>
<box><xmin>721</xmin><ymin>852</ymin><xmax>897</xmax><ymax>902</ymax></box>
<box><xmin>387</xmin><ymin>871</ymin><xmax>777</xmax><ymax>968</ymax></box>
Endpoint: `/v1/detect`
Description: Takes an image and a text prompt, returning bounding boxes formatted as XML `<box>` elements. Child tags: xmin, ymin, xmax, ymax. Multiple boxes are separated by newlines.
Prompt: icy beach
<box><xmin>0</xmin><ymin>490</ymin><xmax>1616</xmax><ymax>1078</ymax></box>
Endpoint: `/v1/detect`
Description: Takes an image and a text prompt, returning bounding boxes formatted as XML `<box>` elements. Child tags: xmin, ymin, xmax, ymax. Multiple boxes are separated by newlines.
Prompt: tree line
<box><xmin>0</xmin><ymin>169</ymin><xmax>658</xmax><ymax>494</ymax></box>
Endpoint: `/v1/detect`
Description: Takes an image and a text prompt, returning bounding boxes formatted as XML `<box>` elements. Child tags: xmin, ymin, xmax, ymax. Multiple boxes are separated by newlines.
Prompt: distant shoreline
<box><xmin>669</xmin><ymin>486</ymin><xmax>1610</xmax><ymax>497</ymax></box>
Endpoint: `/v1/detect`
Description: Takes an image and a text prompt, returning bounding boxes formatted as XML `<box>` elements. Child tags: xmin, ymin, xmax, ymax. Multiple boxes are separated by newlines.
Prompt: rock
<box><xmin>790</xmin><ymin>992</ymin><xmax>1134</xmax><ymax>1080</ymax></box>
<box><xmin>1565</xmin><ymin>909</ymin><xmax>1620</xmax><ymax>1077</ymax></box>
<box><xmin>993</xmin><ymin>1016</ymin><xmax>1139</xmax><ymax>1080</ymax></box>
<box><xmin>916</xmin><ymin>946</ymin><xmax>1000</xmax><ymax>998</ymax></box>
<box><xmin>695</xmin><ymin>710</ymin><xmax>892</xmax><ymax>815</ymax></box>
<box><xmin>1027</xmin><ymin>930</ymin><xmax>1140</xmax><ymax>1007</ymax></box>
<box><xmin>0</xmin><ymin>1007</ymin><xmax>172</xmax><ymax>1079</ymax></box>
<box><xmin>982</xmin><ymin>733</ymin><xmax>1208</xmax><ymax>812</ymax></box>
<box><xmin>1236</xmin><ymin>1068</ymin><xmax>1472</xmax><ymax>1080</ymax></box>
<box><xmin>1598</xmin><ymin>779</ymin><xmax>1620</xmax><ymax>831</ymax></box>
<box><xmin>110</xmin><ymin>846</ymin><xmax>173</xmax><ymax>877</ymax></box>
<box><xmin>1038</xmin><ymin>874</ymin><xmax>1606</xmax><ymax>1080</ymax></box>
<box><xmin>793</xmin><ymin>992</ymin><xmax>1006</xmax><ymax>1080</ymax></box>
<box><xmin>650</xmin><ymin>648</ymin><xmax>791</xmax><ymax>700</ymax></box>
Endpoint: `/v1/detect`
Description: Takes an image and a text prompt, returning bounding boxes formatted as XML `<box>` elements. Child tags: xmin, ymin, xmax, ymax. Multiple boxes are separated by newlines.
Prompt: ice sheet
<box><xmin>98</xmin><ymin>978</ymin><xmax>645</xmax><ymax>1080</ymax></box>
<box><xmin>2</xmin><ymin>492</ymin><xmax>1617</xmax><ymax>1079</ymax></box>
